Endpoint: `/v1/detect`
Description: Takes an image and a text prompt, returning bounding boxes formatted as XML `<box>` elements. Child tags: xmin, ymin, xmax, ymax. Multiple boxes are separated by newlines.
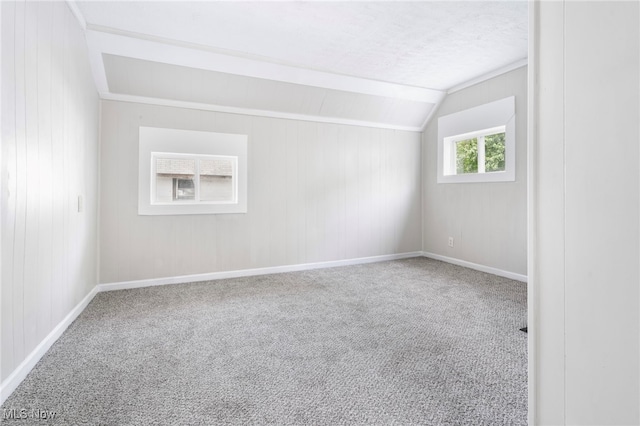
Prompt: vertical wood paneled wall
<box><xmin>534</xmin><ymin>1</ymin><xmax>639</xmax><ymax>424</ymax></box>
<box><xmin>422</xmin><ymin>67</ymin><xmax>528</xmax><ymax>276</ymax></box>
<box><xmin>99</xmin><ymin>101</ymin><xmax>422</xmax><ymax>283</ymax></box>
<box><xmin>1</xmin><ymin>1</ymin><xmax>100</xmax><ymax>383</ymax></box>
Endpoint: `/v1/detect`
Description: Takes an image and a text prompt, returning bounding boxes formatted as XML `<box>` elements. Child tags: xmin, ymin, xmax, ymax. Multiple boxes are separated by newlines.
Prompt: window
<box><xmin>437</xmin><ymin>96</ymin><xmax>515</xmax><ymax>183</ymax></box>
<box><xmin>139</xmin><ymin>127</ymin><xmax>247</xmax><ymax>215</ymax></box>
<box><xmin>444</xmin><ymin>126</ymin><xmax>506</xmax><ymax>176</ymax></box>
<box><xmin>151</xmin><ymin>154</ymin><xmax>237</xmax><ymax>204</ymax></box>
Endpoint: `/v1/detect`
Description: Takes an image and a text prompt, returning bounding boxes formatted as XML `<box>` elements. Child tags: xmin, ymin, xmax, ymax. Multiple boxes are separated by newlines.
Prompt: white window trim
<box><xmin>444</xmin><ymin>125</ymin><xmax>506</xmax><ymax>176</ymax></box>
<box><xmin>437</xmin><ymin>96</ymin><xmax>515</xmax><ymax>184</ymax></box>
<box><xmin>139</xmin><ymin>127</ymin><xmax>248</xmax><ymax>215</ymax></box>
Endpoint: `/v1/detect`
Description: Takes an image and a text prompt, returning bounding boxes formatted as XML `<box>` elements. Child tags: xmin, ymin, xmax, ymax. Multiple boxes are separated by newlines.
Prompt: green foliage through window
<box><xmin>456</xmin><ymin>138</ymin><xmax>478</xmax><ymax>174</ymax></box>
<box><xmin>485</xmin><ymin>132</ymin><xmax>505</xmax><ymax>172</ymax></box>
<box><xmin>455</xmin><ymin>132</ymin><xmax>505</xmax><ymax>175</ymax></box>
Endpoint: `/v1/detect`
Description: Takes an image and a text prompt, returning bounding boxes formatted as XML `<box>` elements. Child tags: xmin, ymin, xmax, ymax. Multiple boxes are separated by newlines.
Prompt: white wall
<box><xmin>99</xmin><ymin>100</ymin><xmax>422</xmax><ymax>283</ymax></box>
<box><xmin>533</xmin><ymin>1</ymin><xmax>640</xmax><ymax>424</ymax></box>
<box><xmin>422</xmin><ymin>67</ymin><xmax>527</xmax><ymax>277</ymax></box>
<box><xmin>1</xmin><ymin>1</ymin><xmax>99</xmax><ymax>384</ymax></box>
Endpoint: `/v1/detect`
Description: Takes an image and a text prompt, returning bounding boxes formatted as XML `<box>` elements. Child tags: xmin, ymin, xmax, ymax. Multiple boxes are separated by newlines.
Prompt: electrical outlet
<box><xmin>448</xmin><ymin>237</ymin><xmax>454</xmax><ymax>248</ymax></box>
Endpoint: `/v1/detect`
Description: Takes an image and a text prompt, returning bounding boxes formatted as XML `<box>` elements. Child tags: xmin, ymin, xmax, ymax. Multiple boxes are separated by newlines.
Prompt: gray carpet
<box><xmin>1</xmin><ymin>258</ymin><xmax>527</xmax><ymax>425</ymax></box>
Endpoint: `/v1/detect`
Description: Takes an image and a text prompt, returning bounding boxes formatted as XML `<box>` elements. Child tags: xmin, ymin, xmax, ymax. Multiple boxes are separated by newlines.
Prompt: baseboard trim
<box><xmin>0</xmin><ymin>286</ymin><xmax>99</xmax><ymax>405</ymax></box>
<box><xmin>421</xmin><ymin>251</ymin><xmax>528</xmax><ymax>283</ymax></box>
<box><xmin>97</xmin><ymin>252</ymin><xmax>425</xmax><ymax>292</ymax></box>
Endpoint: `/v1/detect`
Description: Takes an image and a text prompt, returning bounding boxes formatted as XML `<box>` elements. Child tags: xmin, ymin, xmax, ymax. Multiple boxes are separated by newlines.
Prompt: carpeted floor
<box><xmin>1</xmin><ymin>258</ymin><xmax>527</xmax><ymax>425</ymax></box>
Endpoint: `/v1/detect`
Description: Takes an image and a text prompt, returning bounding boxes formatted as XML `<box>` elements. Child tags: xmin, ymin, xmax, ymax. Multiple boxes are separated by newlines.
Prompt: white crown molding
<box><xmin>85</xmin><ymin>31</ymin><xmax>109</xmax><ymax>94</ymax></box>
<box><xmin>65</xmin><ymin>0</ymin><xmax>86</xmax><ymax>31</ymax></box>
<box><xmin>447</xmin><ymin>58</ymin><xmax>528</xmax><ymax>95</ymax></box>
<box><xmin>66</xmin><ymin>2</ymin><xmax>109</xmax><ymax>93</ymax></box>
<box><xmin>420</xmin><ymin>96</ymin><xmax>445</xmax><ymax>131</ymax></box>
<box><xmin>419</xmin><ymin>58</ymin><xmax>528</xmax><ymax>130</ymax></box>
<box><xmin>85</xmin><ymin>28</ymin><xmax>444</xmax><ymax>105</ymax></box>
<box><xmin>101</xmin><ymin>93</ymin><xmax>424</xmax><ymax>132</ymax></box>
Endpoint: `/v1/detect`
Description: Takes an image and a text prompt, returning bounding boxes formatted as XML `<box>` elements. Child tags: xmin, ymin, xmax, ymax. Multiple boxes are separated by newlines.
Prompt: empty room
<box><xmin>1</xmin><ymin>1</ymin><xmax>639</xmax><ymax>425</ymax></box>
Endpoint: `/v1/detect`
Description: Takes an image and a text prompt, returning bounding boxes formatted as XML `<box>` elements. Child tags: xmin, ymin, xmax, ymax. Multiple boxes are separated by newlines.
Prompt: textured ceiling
<box><xmin>76</xmin><ymin>1</ymin><xmax>528</xmax><ymax>91</ymax></box>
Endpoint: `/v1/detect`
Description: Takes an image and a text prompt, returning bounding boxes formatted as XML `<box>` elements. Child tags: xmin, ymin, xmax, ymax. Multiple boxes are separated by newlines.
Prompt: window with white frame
<box><xmin>437</xmin><ymin>96</ymin><xmax>515</xmax><ymax>183</ymax></box>
<box><xmin>139</xmin><ymin>127</ymin><xmax>247</xmax><ymax>215</ymax></box>
<box><xmin>444</xmin><ymin>126</ymin><xmax>506</xmax><ymax>176</ymax></box>
<box><xmin>151</xmin><ymin>153</ymin><xmax>237</xmax><ymax>204</ymax></box>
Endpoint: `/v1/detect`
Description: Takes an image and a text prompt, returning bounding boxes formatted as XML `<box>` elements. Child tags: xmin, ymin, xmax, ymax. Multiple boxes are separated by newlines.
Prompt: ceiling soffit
<box><xmin>103</xmin><ymin>54</ymin><xmax>435</xmax><ymax>130</ymax></box>
<box><xmin>70</xmin><ymin>2</ymin><xmax>527</xmax><ymax>131</ymax></box>
<box><xmin>86</xmin><ymin>27</ymin><xmax>444</xmax><ymax>131</ymax></box>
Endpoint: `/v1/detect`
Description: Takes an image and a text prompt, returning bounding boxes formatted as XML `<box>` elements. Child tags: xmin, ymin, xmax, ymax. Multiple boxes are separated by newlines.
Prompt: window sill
<box><xmin>437</xmin><ymin>170</ymin><xmax>515</xmax><ymax>184</ymax></box>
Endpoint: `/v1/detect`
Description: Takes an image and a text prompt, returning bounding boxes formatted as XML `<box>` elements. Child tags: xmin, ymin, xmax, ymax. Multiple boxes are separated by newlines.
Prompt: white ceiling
<box><xmin>73</xmin><ymin>1</ymin><xmax>528</xmax><ymax>130</ymax></box>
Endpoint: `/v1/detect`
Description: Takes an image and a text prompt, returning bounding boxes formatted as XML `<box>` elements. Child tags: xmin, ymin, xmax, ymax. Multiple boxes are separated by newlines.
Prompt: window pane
<box><xmin>456</xmin><ymin>138</ymin><xmax>478</xmax><ymax>174</ymax></box>
<box><xmin>199</xmin><ymin>158</ymin><xmax>234</xmax><ymax>202</ymax></box>
<box><xmin>154</xmin><ymin>158</ymin><xmax>195</xmax><ymax>202</ymax></box>
<box><xmin>485</xmin><ymin>132</ymin><xmax>506</xmax><ymax>172</ymax></box>
<box><xmin>155</xmin><ymin>175</ymin><xmax>173</xmax><ymax>202</ymax></box>
<box><xmin>174</xmin><ymin>178</ymin><xmax>195</xmax><ymax>200</ymax></box>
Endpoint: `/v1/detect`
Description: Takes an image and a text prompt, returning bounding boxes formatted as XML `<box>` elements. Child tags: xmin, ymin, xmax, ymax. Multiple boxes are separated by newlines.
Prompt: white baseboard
<box><xmin>421</xmin><ymin>251</ymin><xmax>528</xmax><ymax>283</ymax></box>
<box><xmin>97</xmin><ymin>252</ymin><xmax>424</xmax><ymax>292</ymax></box>
<box><xmin>0</xmin><ymin>286</ymin><xmax>99</xmax><ymax>405</ymax></box>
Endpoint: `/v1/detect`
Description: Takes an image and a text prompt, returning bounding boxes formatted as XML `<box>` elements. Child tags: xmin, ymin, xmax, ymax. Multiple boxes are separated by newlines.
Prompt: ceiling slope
<box><xmin>103</xmin><ymin>54</ymin><xmax>435</xmax><ymax>130</ymax></box>
<box><xmin>71</xmin><ymin>1</ymin><xmax>527</xmax><ymax>131</ymax></box>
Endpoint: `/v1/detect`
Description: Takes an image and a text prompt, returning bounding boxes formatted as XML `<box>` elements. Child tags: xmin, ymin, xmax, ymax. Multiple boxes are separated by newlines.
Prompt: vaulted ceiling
<box><xmin>71</xmin><ymin>1</ymin><xmax>528</xmax><ymax>131</ymax></box>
